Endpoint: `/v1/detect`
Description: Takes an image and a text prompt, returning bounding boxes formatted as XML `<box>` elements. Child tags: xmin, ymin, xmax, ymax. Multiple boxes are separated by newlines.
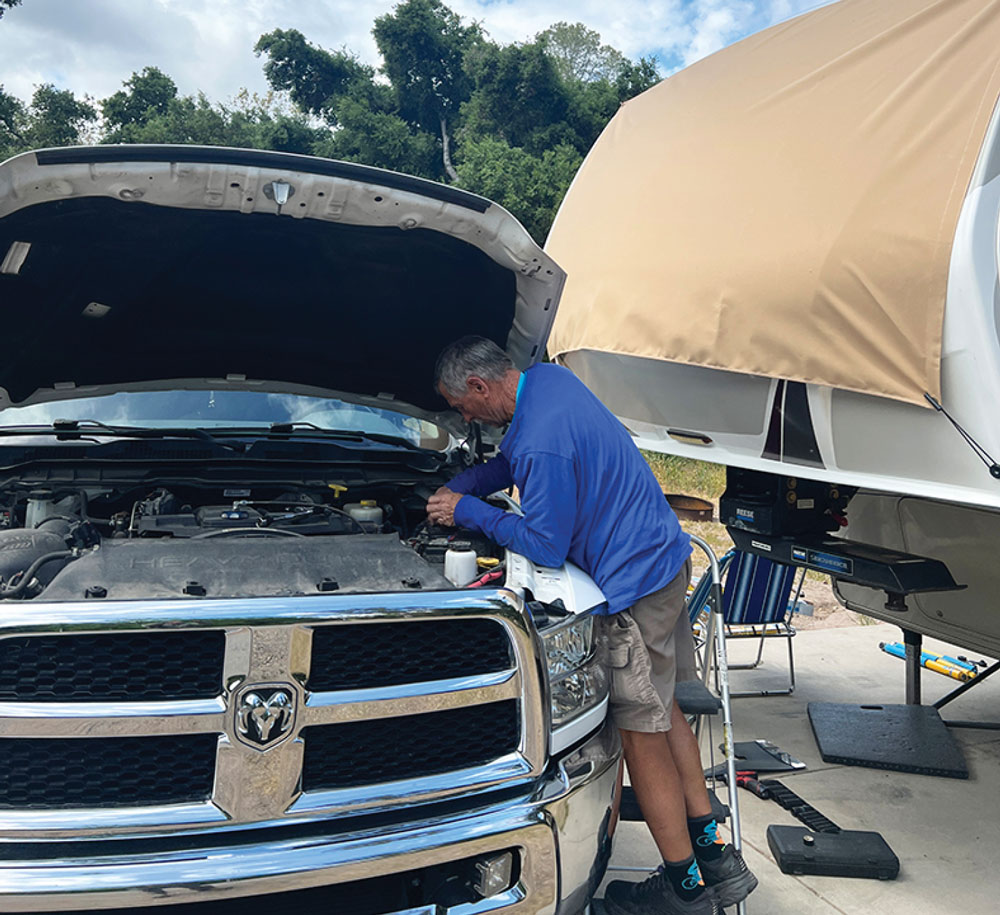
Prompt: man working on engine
<box><xmin>426</xmin><ymin>336</ymin><xmax>756</xmax><ymax>915</ymax></box>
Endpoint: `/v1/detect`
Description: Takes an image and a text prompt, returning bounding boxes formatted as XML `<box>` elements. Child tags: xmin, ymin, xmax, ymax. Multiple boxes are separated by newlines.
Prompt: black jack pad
<box><xmin>767</xmin><ymin>825</ymin><xmax>900</xmax><ymax>880</ymax></box>
<box><xmin>808</xmin><ymin>702</ymin><xmax>967</xmax><ymax>778</ymax></box>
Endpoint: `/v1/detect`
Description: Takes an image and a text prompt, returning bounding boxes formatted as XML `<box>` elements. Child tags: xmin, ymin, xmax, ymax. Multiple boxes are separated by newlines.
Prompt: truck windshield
<box><xmin>0</xmin><ymin>390</ymin><xmax>452</xmax><ymax>450</ymax></box>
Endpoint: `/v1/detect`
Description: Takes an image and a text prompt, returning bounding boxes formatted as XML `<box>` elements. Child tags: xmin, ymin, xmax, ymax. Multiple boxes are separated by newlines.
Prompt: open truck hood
<box><xmin>0</xmin><ymin>145</ymin><xmax>564</xmax><ymax>430</ymax></box>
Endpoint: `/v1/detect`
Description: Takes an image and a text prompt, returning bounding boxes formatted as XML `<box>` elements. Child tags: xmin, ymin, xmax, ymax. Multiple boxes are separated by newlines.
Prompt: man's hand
<box><xmin>426</xmin><ymin>487</ymin><xmax>462</xmax><ymax>527</ymax></box>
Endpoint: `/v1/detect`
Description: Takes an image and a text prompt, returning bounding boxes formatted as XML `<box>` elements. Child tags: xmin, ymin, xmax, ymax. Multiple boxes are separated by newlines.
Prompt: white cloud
<box><xmin>0</xmin><ymin>0</ymin><xmax>834</xmax><ymax>105</ymax></box>
<box><xmin>449</xmin><ymin>0</ymin><xmax>694</xmax><ymax>63</ymax></box>
<box><xmin>0</xmin><ymin>0</ymin><xmax>384</xmax><ymax>103</ymax></box>
<box><xmin>682</xmin><ymin>0</ymin><xmax>754</xmax><ymax>66</ymax></box>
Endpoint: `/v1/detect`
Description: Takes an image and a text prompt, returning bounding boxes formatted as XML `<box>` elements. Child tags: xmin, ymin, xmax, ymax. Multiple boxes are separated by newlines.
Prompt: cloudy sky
<box><xmin>0</xmin><ymin>0</ymin><xmax>831</xmax><ymax>106</ymax></box>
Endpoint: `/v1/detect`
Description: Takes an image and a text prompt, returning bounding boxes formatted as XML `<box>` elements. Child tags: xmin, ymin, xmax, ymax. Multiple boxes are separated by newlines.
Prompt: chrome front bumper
<box><xmin>0</xmin><ymin>721</ymin><xmax>620</xmax><ymax>913</ymax></box>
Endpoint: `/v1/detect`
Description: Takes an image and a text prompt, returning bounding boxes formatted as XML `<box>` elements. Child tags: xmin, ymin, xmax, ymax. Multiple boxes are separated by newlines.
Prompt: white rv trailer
<box><xmin>546</xmin><ymin>0</ymin><xmax>1000</xmax><ymax>659</ymax></box>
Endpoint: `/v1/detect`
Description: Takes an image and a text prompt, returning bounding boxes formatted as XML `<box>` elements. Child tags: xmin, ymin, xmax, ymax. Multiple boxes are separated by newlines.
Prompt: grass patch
<box><xmin>642</xmin><ymin>453</ymin><xmax>729</xmax><ymax>571</ymax></box>
<box><xmin>643</xmin><ymin>451</ymin><xmax>726</xmax><ymax>501</ymax></box>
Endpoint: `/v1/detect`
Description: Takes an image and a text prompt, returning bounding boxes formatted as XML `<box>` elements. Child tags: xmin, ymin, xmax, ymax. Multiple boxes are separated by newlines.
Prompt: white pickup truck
<box><xmin>0</xmin><ymin>145</ymin><xmax>617</xmax><ymax>914</ymax></box>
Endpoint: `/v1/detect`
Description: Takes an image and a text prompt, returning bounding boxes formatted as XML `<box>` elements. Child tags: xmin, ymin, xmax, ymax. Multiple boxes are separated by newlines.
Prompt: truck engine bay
<box><xmin>0</xmin><ymin>481</ymin><xmax>507</xmax><ymax>601</ymax></box>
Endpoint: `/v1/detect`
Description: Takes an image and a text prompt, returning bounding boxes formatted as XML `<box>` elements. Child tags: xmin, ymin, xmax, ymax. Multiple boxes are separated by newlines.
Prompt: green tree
<box><xmin>373</xmin><ymin>0</ymin><xmax>482</xmax><ymax>180</ymax></box>
<box><xmin>254</xmin><ymin>28</ymin><xmax>380</xmax><ymax>126</ymax></box>
<box><xmin>0</xmin><ymin>0</ymin><xmax>22</xmax><ymax>20</ymax></box>
<box><xmin>313</xmin><ymin>96</ymin><xmax>439</xmax><ymax>176</ymax></box>
<box><xmin>0</xmin><ymin>85</ymin><xmax>27</xmax><ymax>160</ymax></box>
<box><xmin>537</xmin><ymin>21</ymin><xmax>627</xmax><ymax>83</ymax></box>
<box><xmin>455</xmin><ymin>136</ymin><xmax>582</xmax><ymax>242</ymax></box>
<box><xmin>223</xmin><ymin>89</ymin><xmax>328</xmax><ymax>155</ymax></box>
<box><xmin>101</xmin><ymin>66</ymin><xmax>177</xmax><ymax>141</ymax></box>
<box><xmin>560</xmin><ymin>57</ymin><xmax>660</xmax><ymax>151</ymax></box>
<box><xmin>256</xmin><ymin>24</ymin><xmax>441</xmax><ymax>179</ymax></box>
<box><xmin>615</xmin><ymin>57</ymin><xmax>661</xmax><ymax>97</ymax></box>
<box><xmin>1</xmin><ymin>84</ymin><xmax>97</xmax><ymax>160</ymax></box>
<box><xmin>99</xmin><ymin>79</ymin><xmax>326</xmax><ymax>154</ymax></box>
<box><xmin>463</xmin><ymin>40</ymin><xmax>574</xmax><ymax>155</ymax></box>
<box><xmin>3</xmin><ymin>1</ymin><xmax>660</xmax><ymax>243</ymax></box>
<box><xmin>24</xmin><ymin>84</ymin><xmax>96</xmax><ymax>148</ymax></box>
<box><xmin>253</xmin><ymin>3</ymin><xmax>659</xmax><ymax>239</ymax></box>
<box><xmin>116</xmin><ymin>93</ymin><xmax>235</xmax><ymax>145</ymax></box>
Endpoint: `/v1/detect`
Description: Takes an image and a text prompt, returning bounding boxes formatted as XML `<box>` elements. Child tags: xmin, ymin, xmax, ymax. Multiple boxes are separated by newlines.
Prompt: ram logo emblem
<box><xmin>235</xmin><ymin>686</ymin><xmax>295</xmax><ymax>749</ymax></box>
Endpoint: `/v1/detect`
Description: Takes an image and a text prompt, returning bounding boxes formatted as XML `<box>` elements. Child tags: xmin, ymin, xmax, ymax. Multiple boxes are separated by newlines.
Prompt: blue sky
<box><xmin>0</xmin><ymin>0</ymin><xmax>833</xmax><ymax>105</ymax></box>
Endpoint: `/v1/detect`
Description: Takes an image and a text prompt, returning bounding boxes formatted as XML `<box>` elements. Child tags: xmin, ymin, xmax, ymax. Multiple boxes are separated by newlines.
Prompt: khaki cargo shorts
<box><xmin>596</xmin><ymin>558</ymin><xmax>695</xmax><ymax>733</ymax></box>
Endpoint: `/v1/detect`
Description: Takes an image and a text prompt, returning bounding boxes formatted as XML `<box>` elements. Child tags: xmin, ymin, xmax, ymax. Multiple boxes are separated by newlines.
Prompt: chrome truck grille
<box><xmin>0</xmin><ymin>631</ymin><xmax>226</xmax><ymax>701</ymax></box>
<box><xmin>301</xmin><ymin>700</ymin><xmax>520</xmax><ymax>790</ymax></box>
<box><xmin>0</xmin><ymin>590</ymin><xmax>544</xmax><ymax>837</ymax></box>
<box><xmin>0</xmin><ymin>734</ymin><xmax>218</xmax><ymax>808</ymax></box>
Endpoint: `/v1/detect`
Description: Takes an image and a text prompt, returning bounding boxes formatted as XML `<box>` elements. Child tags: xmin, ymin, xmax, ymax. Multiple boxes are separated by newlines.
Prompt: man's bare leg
<box><xmin>619</xmin><ymin>727</ymin><xmax>694</xmax><ymax>862</ymax></box>
<box><xmin>663</xmin><ymin>704</ymin><xmax>759</xmax><ymax>908</ymax></box>
<box><xmin>610</xmin><ymin>725</ymin><xmax>718</xmax><ymax>912</ymax></box>
<box><xmin>664</xmin><ymin>702</ymin><xmax>712</xmax><ymax>819</ymax></box>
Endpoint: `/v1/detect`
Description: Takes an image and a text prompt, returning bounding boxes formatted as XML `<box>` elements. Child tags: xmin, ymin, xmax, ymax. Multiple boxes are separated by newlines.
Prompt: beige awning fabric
<box><xmin>546</xmin><ymin>0</ymin><xmax>1000</xmax><ymax>406</ymax></box>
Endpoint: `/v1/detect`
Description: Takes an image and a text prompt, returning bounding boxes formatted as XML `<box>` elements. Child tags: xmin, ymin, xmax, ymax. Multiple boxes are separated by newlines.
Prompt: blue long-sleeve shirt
<box><xmin>450</xmin><ymin>363</ymin><xmax>690</xmax><ymax>614</ymax></box>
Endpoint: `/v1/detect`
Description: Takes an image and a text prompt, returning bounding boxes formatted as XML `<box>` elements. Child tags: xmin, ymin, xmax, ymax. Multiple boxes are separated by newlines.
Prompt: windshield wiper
<box><xmin>267</xmin><ymin>422</ymin><xmax>421</xmax><ymax>450</ymax></box>
<box><xmin>0</xmin><ymin>420</ymin><xmax>246</xmax><ymax>452</ymax></box>
<box><xmin>0</xmin><ymin>420</ymin><xmax>424</xmax><ymax>457</ymax></box>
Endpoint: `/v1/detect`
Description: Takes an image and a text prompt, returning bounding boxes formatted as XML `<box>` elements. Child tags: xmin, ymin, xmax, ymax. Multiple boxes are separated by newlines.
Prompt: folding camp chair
<box><xmin>688</xmin><ymin>549</ymin><xmax>803</xmax><ymax>696</ymax></box>
<box><xmin>720</xmin><ymin>550</ymin><xmax>804</xmax><ymax>697</ymax></box>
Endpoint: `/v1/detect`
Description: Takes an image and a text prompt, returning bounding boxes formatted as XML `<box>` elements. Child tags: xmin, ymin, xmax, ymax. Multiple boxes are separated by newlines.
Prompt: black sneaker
<box><xmin>604</xmin><ymin>868</ymin><xmax>720</xmax><ymax>915</ymax></box>
<box><xmin>697</xmin><ymin>845</ymin><xmax>758</xmax><ymax>907</ymax></box>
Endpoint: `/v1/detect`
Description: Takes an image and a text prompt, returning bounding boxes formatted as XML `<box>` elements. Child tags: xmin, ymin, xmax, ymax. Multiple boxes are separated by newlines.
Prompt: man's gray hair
<box><xmin>434</xmin><ymin>336</ymin><xmax>514</xmax><ymax>397</ymax></box>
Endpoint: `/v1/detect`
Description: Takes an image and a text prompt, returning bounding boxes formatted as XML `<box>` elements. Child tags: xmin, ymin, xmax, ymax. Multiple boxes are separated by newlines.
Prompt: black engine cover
<box><xmin>41</xmin><ymin>534</ymin><xmax>451</xmax><ymax>601</ymax></box>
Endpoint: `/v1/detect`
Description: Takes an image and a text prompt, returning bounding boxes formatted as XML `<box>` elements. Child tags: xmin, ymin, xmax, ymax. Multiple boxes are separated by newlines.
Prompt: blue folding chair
<box><xmin>720</xmin><ymin>550</ymin><xmax>803</xmax><ymax>696</ymax></box>
<box><xmin>688</xmin><ymin>549</ymin><xmax>803</xmax><ymax>697</ymax></box>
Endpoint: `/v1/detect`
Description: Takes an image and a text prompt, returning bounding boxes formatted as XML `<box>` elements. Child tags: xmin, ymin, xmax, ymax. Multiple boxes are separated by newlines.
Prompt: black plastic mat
<box><xmin>808</xmin><ymin>702</ymin><xmax>968</xmax><ymax>778</ymax></box>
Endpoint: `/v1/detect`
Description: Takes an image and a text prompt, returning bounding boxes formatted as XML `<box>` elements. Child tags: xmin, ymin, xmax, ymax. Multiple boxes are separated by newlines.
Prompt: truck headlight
<box><xmin>542</xmin><ymin>612</ymin><xmax>609</xmax><ymax>730</ymax></box>
<box><xmin>550</xmin><ymin>657</ymin><xmax>608</xmax><ymax>728</ymax></box>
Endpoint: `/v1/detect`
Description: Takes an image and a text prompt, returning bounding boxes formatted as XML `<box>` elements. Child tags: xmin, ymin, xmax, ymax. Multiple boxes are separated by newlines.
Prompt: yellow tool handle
<box><xmin>923</xmin><ymin>657</ymin><xmax>973</xmax><ymax>682</ymax></box>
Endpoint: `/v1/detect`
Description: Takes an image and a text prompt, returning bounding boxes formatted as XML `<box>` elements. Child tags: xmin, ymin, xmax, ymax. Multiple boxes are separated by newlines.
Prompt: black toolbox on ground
<box><xmin>766</xmin><ymin>825</ymin><xmax>900</xmax><ymax>880</ymax></box>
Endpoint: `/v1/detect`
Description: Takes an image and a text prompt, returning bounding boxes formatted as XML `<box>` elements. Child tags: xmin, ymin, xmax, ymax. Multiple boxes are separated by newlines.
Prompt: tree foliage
<box><xmin>102</xmin><ymin>86</ymin><xmax>326</xmax><ymax>153</ymax></box>
<box><xmin>537</xmin><ymin>21</ymin><xmax>627</xmax><ymax>84</ymax></box>
<box><xmin>463</xmin><ymin>40</ymin><xmax>572</xmax><ymax>155</ymax></box>
<box><xmin>0</xmin><ymin>86</ymin><xmax>25</xmax><ymax>150</ymax></box>
<box><xmin>0</xmin><ymin>0</ymin><xmax>21</xmax><ymax>20</ymax></box>
<box><xmin>253</xmin><ymin>28</ymin><xmax>379</xmax><ymax>125</ymax></box>
<box><xmin>456</xmin><ymin>137</ymin><xmax>582</xmax><ymax>242</ymax></box>
<box><xmin>101</xmin><ymin>67</ymin><xmax>178</xmax><ymax>141</ymax></box>
<box><xmin>1</xmin><ymin>2</ymin><xmax>660</xmax><ymax>241</ymax></box>
<box><xmin>26</xmin><ymin>84</ymin><xmax>97</xmax><ymax>147</ymax></box>
<box><xmin>373</xmin><ymin>0</ymin><xmax>482</xmax><ymax>179</ymax></box>
<box><xmin>313</xmin><ymin>97</ymin><xmax>440</xmax><ymax>177</ymax></box>
<box><xmin>0</xmin><ymin>83</ymin><xmax>96</xmax><ymax>158</ymax></box>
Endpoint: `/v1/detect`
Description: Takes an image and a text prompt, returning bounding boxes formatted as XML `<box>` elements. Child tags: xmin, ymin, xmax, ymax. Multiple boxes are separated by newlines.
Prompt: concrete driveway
<box><xmin>599</xmin><ymin>622</ymin><xmax>1000</xmax><ymax>913</ymax></box>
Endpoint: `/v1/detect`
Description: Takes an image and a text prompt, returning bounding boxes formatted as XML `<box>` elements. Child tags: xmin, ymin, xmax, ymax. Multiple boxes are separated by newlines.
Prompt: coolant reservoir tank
<box><xmin>345</xmin><ymin>500</ymin><xmax>383</xmax><ymax>532</ymax></box>
<box><xmin>444</xmin><ymin>547</ymin><xmax>478</xmax><ymax>587</ymax></box>
<box><xmin>25</xmin><ymin>490</ymin><xmax>57</xmax><ymax>529</ymax></box>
